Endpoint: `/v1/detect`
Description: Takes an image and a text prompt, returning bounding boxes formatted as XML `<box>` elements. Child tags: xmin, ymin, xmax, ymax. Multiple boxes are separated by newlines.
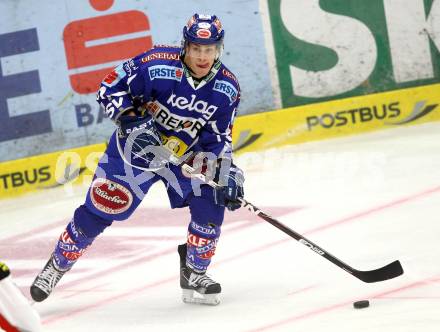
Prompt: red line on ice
<box><xmin>30</xmin><ymin>207</ymin><xmax>299</xmax><ymax>295</ymax></box>
<box><xmin>287</xmin><ymin>285</ymin><xmax>316</xmax><ymax>297</ymax></box>
<box><xmin>303</xmin><ymin>184</ymin><xmax>440</xmax><ymax>236</ymax></box>
<box><xmin>245</xmin><ymin>276</ymin><xmax>440</xmax><ymax>332</ymax></box>
<box><xmin>42</xmin><ymin>276</ymin><xmax>176</xmax><ymax>325</ymax></box>
<box><xmin>37</xmin><ymin>185</ymin><xmax>440</xmax><ymax>325</ymax></box>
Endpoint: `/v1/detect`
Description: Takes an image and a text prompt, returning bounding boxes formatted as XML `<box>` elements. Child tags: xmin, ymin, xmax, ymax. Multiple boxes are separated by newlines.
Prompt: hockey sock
<box><xmin>53</xmin><ymin>205</ymin><xmax>112</xmax><ymax>270</ymax></box>
<box><xmin>186</xmin><ymin>221</ymin><xmax>221</xmax><ymax>273</ymax></box>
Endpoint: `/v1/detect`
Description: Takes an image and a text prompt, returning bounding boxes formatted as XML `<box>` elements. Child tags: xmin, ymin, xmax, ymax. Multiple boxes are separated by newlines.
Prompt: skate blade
<box><xmin>182</xmin><ymin>289</ymin><xmax>220</xmax><ymax>306</ymax></box>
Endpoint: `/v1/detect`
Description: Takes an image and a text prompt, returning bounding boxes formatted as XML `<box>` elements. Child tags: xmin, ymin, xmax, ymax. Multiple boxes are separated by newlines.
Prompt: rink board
<box><xmin>0</xmin><ymin>0</ymin><xmax>274</xmax><ymax>162</ymax></box>
<box><xmin>1</xmin><ymin>83</ymin><xmax>439</xmax><ymax>199</ymax></box>
<box><xmin>233</xmin><ymin>83</ymin><xmax>440</xmax><ymax>153</ymax></box>
<box><xmin>0</xmin><ymin>144</ymin><xmax>105</xmax><ymax>199</ymax></box>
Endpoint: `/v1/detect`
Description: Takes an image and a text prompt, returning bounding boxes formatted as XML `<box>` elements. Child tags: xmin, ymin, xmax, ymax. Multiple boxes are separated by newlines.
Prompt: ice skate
<box><xmin>178</xmin><ymin>244</ymin><xmax>221</xmax><ymax>305</ymax></box>
<box><xmin>30</xmin><ymin>255</ymin><xmax>69</xmax><ymax>302</ymax></box>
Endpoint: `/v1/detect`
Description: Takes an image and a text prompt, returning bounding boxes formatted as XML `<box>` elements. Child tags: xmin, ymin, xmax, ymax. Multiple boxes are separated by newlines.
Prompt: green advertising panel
<box><xmin>268</xmin><ymin>0</ymin><xmax>440</xmax><ymax>108</ymax></box>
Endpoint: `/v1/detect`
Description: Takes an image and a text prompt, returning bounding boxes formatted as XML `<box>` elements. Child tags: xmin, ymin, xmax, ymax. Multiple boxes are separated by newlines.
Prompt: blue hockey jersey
<box><xmin>97</xmin><ymin>45</ymin><xmax>240</xmax><ymax>160</ymax></box>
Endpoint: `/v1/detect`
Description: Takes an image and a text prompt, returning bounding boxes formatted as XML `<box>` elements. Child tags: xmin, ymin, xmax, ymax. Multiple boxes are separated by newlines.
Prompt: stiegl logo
<box><xmin>90</xmin><ymin>178</ymin><xmax>133</xmax><ymax>215</ymax></box>
<box><xmin>94</xmin><ymin>187</ymin><xmax>128</xmax><ymax>205</ymax></box>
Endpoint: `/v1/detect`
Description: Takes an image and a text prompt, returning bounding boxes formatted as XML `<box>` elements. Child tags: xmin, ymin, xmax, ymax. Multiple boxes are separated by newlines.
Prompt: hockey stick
<box><xmin>181</xmin><ymin>163</ymin><xmax>404</xmax><ymax>283</ymax></box>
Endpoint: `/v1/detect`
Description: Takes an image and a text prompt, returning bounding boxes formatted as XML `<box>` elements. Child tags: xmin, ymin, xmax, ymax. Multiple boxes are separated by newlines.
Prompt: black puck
<box><xmin>353</xmin><ymin>300</ymin><xmax>370</xmax><ymax>309</ymax></box>
<box><xmin>0</xmin><ymin>262</ymin><xmax>11</xmax><ymax>281</ymax></box>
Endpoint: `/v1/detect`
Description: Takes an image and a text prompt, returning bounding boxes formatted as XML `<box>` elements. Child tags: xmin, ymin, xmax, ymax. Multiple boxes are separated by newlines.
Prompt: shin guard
<box><xmin>53</xmin><ymin>205</ymin><xmax>112</xmax><ymax>270</ymax></box>
<box><xmin>186</xmin><ymin>221</ymin><xmax>221</xmax><ymax>273</ymax></box>
<box><xmin>53</xmin><ymin>220</ymin><xmax>94</xmax><ymax>270</ymax></box>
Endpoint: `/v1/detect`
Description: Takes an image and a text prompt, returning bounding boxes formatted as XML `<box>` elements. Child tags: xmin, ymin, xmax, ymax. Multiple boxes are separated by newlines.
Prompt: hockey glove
<box><xmin>118</xmin><ymin>115</ymin><xmax>163</xmax><ymax>165</ymax></box>
<box><xmin>214</xmin><ymin>162</ymin><xmax>245</xmax><ymax>211</ymax></box>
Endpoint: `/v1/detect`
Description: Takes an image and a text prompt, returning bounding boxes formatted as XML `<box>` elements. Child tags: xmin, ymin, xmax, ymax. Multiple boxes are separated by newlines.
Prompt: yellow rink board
<box><xmin>1</xmin><ymin>83</ymin><xmax>439</xmax><ymax>199</ymax></box>
<box><xmin>232</xmin><ymin>83</ymin><xmax>440</xmax><ymax>153</ymax></box>
<box><xmin>0</xmin><ymin>143</ymin><xmax>106</xmax><ymax>199</ymax></box>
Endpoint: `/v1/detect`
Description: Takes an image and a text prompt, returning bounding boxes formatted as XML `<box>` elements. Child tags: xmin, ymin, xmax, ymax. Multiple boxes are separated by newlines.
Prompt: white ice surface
<box><xmin>1</xmin><ymin>123</ymin><xmax>440</xmax><ymax>332</ymax></box>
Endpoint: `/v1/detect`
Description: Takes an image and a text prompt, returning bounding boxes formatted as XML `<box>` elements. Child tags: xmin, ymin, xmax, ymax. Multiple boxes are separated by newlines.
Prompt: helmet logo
<box><xmin>197</xmin><ymin>29</ymin><xmax>212</xmax><ymax>39</ymax></box>
<box><xmin>198</xmin><ymin>14</ymin><xmax>212</xmax><ymax>20</ymax></box>
<box><xmin>198</xmin><ymin>22</ymin><xmax>211</xmax><ymax>29</ymax></box>
<box><xmin>213</xmin><ymin>18</ymin><xmax>223</xmax><ymax>33</ymax></box>
<box><xmin>182</xmin><ymin>13</ymin><xmax>224</xmax><ymax>51</ymax></box>
<box><xmin>187</xmin><ymin>16</ymin><xmax>196</xmax><ymax>28</ymax></box>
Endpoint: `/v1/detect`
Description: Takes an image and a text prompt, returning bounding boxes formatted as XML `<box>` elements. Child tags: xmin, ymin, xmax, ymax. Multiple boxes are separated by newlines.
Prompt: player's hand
<box><xmin>118</xmin><ymin>115</ymin><xmax>163</xmax><ymax>164</ymax></box>
<box><xmin>214</xmin><ymin>163</ymin><xmax>244</xmax><ymax>211</ymax></box>
<box><xmin>118</xmin><ymin>115</ymin><xmax>159</xmax><ymax>142</ymax></box>
<box><xmin>118</xmin><ymin>115</ymin><xmax>161</xmax><ymax>144</ymax></box>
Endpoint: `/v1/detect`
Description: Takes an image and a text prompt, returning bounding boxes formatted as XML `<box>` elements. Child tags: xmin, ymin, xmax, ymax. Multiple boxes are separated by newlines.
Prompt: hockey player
<box><xmin>30</xmin><ymin>13</ymin><xmax>244</xmax><ymax>306</ymax></box>
<box><xmin>0</xmin><ymin>262</ymin><xmax>42</xmax><ymax>332</ymax></box>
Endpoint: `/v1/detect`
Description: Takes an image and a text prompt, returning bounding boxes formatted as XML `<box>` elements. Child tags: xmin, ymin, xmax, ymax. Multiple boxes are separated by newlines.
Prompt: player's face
<box><xmin>184</xmin><ymin>43</ymin><xmax>218</xmax><ymax>78</ymax></box>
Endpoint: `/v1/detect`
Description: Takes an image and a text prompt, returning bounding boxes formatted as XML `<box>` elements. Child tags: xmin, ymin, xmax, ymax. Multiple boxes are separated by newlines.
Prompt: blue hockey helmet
<box><xmin>182</xmin><ymin>14</ymin><xmax>224</xmax><ymax>57</ymax></box>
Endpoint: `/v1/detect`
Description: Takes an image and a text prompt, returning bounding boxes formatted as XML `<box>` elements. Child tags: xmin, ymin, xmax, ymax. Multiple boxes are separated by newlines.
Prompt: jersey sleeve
<box><xmin>197</xmin><ymin>92</ymin><xmax>240</xmax><ymax>160</ymax></box>
<box><xmin>96</xmin><ymin>56</ymin><xmax>151</xmax><ymax>122</ymax></box>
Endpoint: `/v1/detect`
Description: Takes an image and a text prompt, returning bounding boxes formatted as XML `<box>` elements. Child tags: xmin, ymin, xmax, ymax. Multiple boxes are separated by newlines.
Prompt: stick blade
<box><xmin>354</xmin><ymin>260</ymin><xmax>404</xmax><ymax>283</ymax></box>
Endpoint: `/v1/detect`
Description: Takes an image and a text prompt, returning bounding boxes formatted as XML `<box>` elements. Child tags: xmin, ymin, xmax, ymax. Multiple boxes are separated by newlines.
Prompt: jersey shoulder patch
<box><xmin>212</xmin><ymin>64</ymin><xmax>240</xmax><ymax>105</ymax></box>
<box><xmin>218</xmin><ymin>65</ymin><xmax>239</xmax><ymax>87</ymax></box>
<box><xmin>131</xmin><ymin>46</ymin><xmax>183</xmax><ymax>83</ymax></box>
<box><xmin>139</xmin><ymin>45</ymin><xmax>181</xmax><ymax>64</ymax></box>
<box><xmin>102</xmin><ymin>63</ymin><xmax>126</xmax><ymax>87</ymax></box>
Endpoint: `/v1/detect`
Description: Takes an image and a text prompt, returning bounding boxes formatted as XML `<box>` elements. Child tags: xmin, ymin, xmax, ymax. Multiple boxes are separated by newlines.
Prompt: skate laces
<box><xmin>188</xmin><ymin>272</ymin><xmax>217</xmax><ymax>288</ymax></box>
<box><xmin>34</xmin><ymin>260</ymin><xmax>64</xmax><ymax>291</ymax></box>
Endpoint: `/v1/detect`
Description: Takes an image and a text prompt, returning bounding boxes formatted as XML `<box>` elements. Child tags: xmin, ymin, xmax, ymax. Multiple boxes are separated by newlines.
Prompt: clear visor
<box><xmin>184</xmin><ymin>41</ymin><xmax>223</xmax><ymax>59</ymax></box>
